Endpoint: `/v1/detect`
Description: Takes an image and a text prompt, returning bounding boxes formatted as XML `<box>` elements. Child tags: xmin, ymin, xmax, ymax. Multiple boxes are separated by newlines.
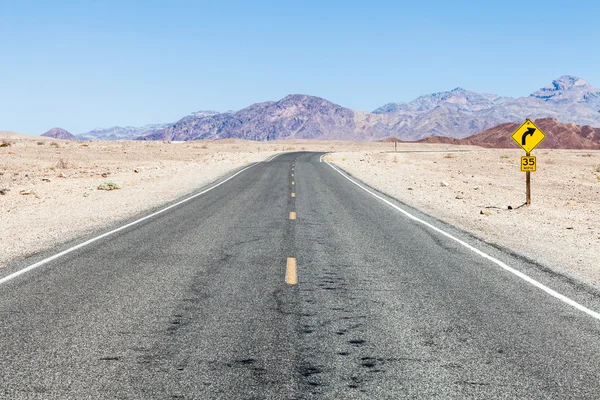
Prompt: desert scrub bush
<box><xmin>0</xmin><ymin>140</ymin><xmax>12</xmax><ymax>147</ymax></box>
<box><xmin>580</xmin><ymin>153</ymin><xmax>593</xmax><ymax>157</ymax></box>
<box><xmin>200</xmin><ymin>144</ymin><xmax>208</xmax><ymax>149</ymax></box>
<box><xmin>595</xmin><ymin>165</ymin><xmax>600</xmax><ymax>173</ymax></box>
<box><xmin>50</xmin><ymin>142</ymin><xmax>60</xmax><ymax>148</ymax></box>
<box><xmin>443</xmin><ymin>153</ymin><xmax>455</xmax><ymax>159</ymax></box>
<box><xmin>56</xmin><ymin>159</ymin><xmax>69</xmax><ymax>169</ymax></box>
<box><xmin>36</xmin><ymin>141</ymin><xmax>45</xmax><ymax>145</ymax></box>
<box><xmin>500</xmin><ymin>154</ymin><xmax>510</xmax><ymax>159</ymax></box>
<box><xmin>97</xmin><ymin>182</ymin><xmax>120</xmax><ymax>191</ymax></box>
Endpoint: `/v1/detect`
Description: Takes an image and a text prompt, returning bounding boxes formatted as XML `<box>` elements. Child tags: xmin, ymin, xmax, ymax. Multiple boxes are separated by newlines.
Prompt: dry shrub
<box><xmin>56</xmin><ymin>159</ymin><xmax>69</xmax><ymax>169</ymax></box>
<box><xmin>595</xmin><ymin>165</ymin><xmax>600</xmax><ymax>173</ymax></box>
<box><xmin>98</xmin><ymin>181</ymin><xmax>120</xmax><ymax>191</ymax></box>
<box><xmin>443</xmin><ymin>153</ymin><xmax>455</xmax><ymax>159</ymax></box>
<box><xmin>37</xmin><ymin>141</ymin><xmax>45</xmax><ymax>146</ymax></box>
<box><xmin>0</xmin><ymin>140</ymin><xmax>12</xmax><ymax>147</ymax></box>
<box><xmin>500</xmin><ymin>154</ymin><xmax>510</xmax><ymax>159</ymax></box>
<box><xmin>50</xmin><ymin>142</ymin><xmax>60</xmax><ymax>148</ymax></box>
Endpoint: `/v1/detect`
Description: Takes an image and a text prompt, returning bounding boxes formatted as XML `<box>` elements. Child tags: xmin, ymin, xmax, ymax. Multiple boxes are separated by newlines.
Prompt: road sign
<box><xmin>521</xmin><ymin>156</ymin><xmax>536</xmax><ymax>172</ymax></box>
<box><xmin>511</xmin><ymin>119</ymin><xmax>546</xmax><ymax>153</ymax></box>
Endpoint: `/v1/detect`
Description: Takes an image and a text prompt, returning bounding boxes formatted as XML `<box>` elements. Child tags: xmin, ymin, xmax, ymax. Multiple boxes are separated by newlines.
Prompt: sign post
<box><xmin>525</xmin><ymin>152</ymin><xmax>531</xmax><ymax>205</ymax></box>
<box><xmin>511</xmin><ymin>119</ymin><xmax>546</xmax><ymax>205</ymax></box>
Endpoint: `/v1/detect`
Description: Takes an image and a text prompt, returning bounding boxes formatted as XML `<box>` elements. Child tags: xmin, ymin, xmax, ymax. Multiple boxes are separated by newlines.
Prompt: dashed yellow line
<box><xmin>291</xmin><ymin>192</ymin><xmax>295</xmax><ymax>198</ymax></box>
<box><xmin>292</xmin><ymin>181</ymin><xmax>295</xmax><ymax>185</ymax></box>
<box><xmin>291</xmin><ymin>173</ymin><xmax>294</xmax><ymax>177</ymax></box>
<box><xmin>285</xmin><ymin>257</ymin><xmax>298</xmax><ymax>285</ymax></box>
<box><xmin>289</xmin><ymin>211</ymin><xmax>296</xmax><ymax>220</ymax></box>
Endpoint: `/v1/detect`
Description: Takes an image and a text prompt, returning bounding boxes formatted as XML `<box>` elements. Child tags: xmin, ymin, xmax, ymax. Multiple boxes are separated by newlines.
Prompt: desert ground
<box><xmin>2</xmin><ymin>133</ymin><xmax>599</xmax><ymax>288</ymax></box>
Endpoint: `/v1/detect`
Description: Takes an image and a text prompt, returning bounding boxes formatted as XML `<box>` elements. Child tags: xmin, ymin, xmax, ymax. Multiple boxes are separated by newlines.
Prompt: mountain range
<box><xmin>418</xmin><ymin>118</ymin><xmax>600</xmax><ymax>150</ymax></box>
<box><xmin>73</xmin><ymin>75</ymin><xmax>600</xmax><ymax>142</ymax></box>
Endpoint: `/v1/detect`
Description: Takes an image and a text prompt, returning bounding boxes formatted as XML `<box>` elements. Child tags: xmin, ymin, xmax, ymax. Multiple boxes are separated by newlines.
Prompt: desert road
<box><xmin>1</xmin><ymin>152</ymin><xmax>599</xmax><ymax>399</ymax></box>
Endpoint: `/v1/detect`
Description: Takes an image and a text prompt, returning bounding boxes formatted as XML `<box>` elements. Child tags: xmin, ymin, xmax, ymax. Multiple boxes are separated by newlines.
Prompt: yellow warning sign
<box><xmin>511</xmin><ymin>119</ymin><xmax>546</xmax><ymax>153</ymax></box>
<box><xmin>521</xmin><ymin>156</ymin><xmax>536</xmax><ymax>172</ymax></box>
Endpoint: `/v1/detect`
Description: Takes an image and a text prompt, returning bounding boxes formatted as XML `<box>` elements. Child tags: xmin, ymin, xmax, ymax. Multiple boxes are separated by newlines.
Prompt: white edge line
<box><xmin>266</xmin><ymin>152</ymin><xmax>285</xmax><ymax>162</ymax></box>
<box><xmin>319</xmin><ymin>153</ymin><xmax>329</xmax><ymax>163</ymax></box>
<box><xmin>0</xmin><ymin>163</ymin><xmax>257</xmax><ymax>286</ymax></box>
<box><xmin>326</xmin><ymin>162</ymin><xmax>600</xmax><ymax>322</ymax></box>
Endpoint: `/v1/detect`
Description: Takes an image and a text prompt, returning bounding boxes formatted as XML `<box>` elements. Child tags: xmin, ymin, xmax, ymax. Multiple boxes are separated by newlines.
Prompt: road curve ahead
<box><xmin>1</xmin><ymin>152</ymin><xmax>599</xmax><ymax>399</ymax></box>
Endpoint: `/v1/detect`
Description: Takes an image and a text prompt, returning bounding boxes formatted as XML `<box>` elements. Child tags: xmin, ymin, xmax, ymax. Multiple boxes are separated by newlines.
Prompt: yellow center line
<box><xmin>285</xmin><ymin>257</ymin><xmax>298</xmax><ymax>285</ymax></box>
<box><xmin>289</xmin><ymin>211</ymin><xmax>296</xmax><ymax>220</ymax></box>
<box><xmin>291</xmin><ymin>173</ymin><xmax>294</xmax><ymax>177</ymax></box>
<box><xmin>292</xmin><ymin>181</ymin><xmax>295</xmax><ymax>185</ymax></box>
<box><xmin>291</xmin><ymin>192</ymin><xmax>296</xmax><ymax>198</ymax></box>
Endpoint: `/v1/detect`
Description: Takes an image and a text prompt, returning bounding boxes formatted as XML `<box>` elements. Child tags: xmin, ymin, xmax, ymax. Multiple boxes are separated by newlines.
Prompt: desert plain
<box><xmin>1</xmin><ymin>132</ymin><xmax>599</xmax><ymax>289</ymax></box>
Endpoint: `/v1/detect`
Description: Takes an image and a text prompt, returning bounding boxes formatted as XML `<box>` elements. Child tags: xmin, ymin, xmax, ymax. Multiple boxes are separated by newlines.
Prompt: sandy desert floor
<box><xmin>2</xmin><ymin>134</ymin><xmax>599</xmax><ymax>289</ymax></box>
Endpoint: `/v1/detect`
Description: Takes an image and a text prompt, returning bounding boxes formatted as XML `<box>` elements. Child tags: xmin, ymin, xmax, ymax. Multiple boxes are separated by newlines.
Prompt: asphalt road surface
<box><xmin>1</xmin><ymin>152</ymin><xmax>599</xmax><ymax>399</ymax></box>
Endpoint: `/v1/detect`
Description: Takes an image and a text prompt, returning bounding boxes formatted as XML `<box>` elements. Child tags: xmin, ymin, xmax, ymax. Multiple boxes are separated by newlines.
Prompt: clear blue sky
<box><xmin>1</xmin><ymin>0</ymin><xmax>599</xmax><ymax>134</ymax></box>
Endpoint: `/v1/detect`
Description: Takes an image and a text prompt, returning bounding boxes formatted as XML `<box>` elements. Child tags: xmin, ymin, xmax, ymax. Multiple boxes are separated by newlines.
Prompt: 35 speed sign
<box><xmin>521</xmin><ymin>156</ymin><xmax>536</xmax><ymax>172</ymax></box>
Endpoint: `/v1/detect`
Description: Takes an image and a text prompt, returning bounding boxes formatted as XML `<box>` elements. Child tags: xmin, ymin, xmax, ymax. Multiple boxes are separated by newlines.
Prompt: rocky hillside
<box><xmin>375</xmin><ymin>76</ymin><xmax>600</xmax><ymax>140</ymax></box>
<box><xmin>78</xmin><ymin>123</ymin><xmax>170</xmax><ymax>141</ymax></box>
<box><xmin>78</xmin><ymin>111</ymin><xmax>221</xmax><ymax>140</ymax></box>
<box><xmin>139</xmin><ymin>95</ymin><xmax>389</xmax><ymax>141</ymax></box>
<box><xmin>41</xmin><ymin>128</ymin><xmax>77</xmax><ymax>140</ymax></box>
<box><xmin>419</xmin><ymin>118</ymin><xmax>600</xmax><ymax>150</ymax></box>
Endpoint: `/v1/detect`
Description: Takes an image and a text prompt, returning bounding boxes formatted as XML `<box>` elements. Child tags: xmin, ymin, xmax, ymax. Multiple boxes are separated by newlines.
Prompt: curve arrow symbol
<box><xmin>522</xmin><ymin>127</ymin><xmax>536</xmax><ymax>145</ymax></box>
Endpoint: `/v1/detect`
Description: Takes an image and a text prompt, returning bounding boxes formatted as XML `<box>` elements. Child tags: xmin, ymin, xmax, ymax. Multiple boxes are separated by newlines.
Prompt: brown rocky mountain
<box><xmin>41</xmin><ymin>127</ymin><xmax>77</xmax><ymax>140</ymax></box>
<box><xmin>418</xmin><ymin>118</ymin><xmax>600</xmax><ymax>149</ymax></box>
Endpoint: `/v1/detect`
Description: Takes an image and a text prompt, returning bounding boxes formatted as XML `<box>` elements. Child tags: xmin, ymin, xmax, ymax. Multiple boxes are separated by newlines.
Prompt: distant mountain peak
<box><xmin>279</xmin><ymin>93</ymin><xmax>331</xmax><ymax>104</ymax></box>
<box><xmin>41</xmin><ymin>127</ymin><xmax>77</xmax><ymax>140</ymax></box>
<box><xmin>188</xmin><ymin>110</ymin><xmax>221</xmax><ymax>118</ymax></box>
<box><xmin>530</xmin><ymin>75</ymin><xmax>599</xmax><ymax>101</ymax></box>
<box><xmin>552</xmin><ymin>75</ymin><xmax>590</xmax><ymax>89</ymax></box>
<box><xmin>373</xmin><ymin>86</ymin><xmax>506</xmax><ymax>115</ymax></box>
